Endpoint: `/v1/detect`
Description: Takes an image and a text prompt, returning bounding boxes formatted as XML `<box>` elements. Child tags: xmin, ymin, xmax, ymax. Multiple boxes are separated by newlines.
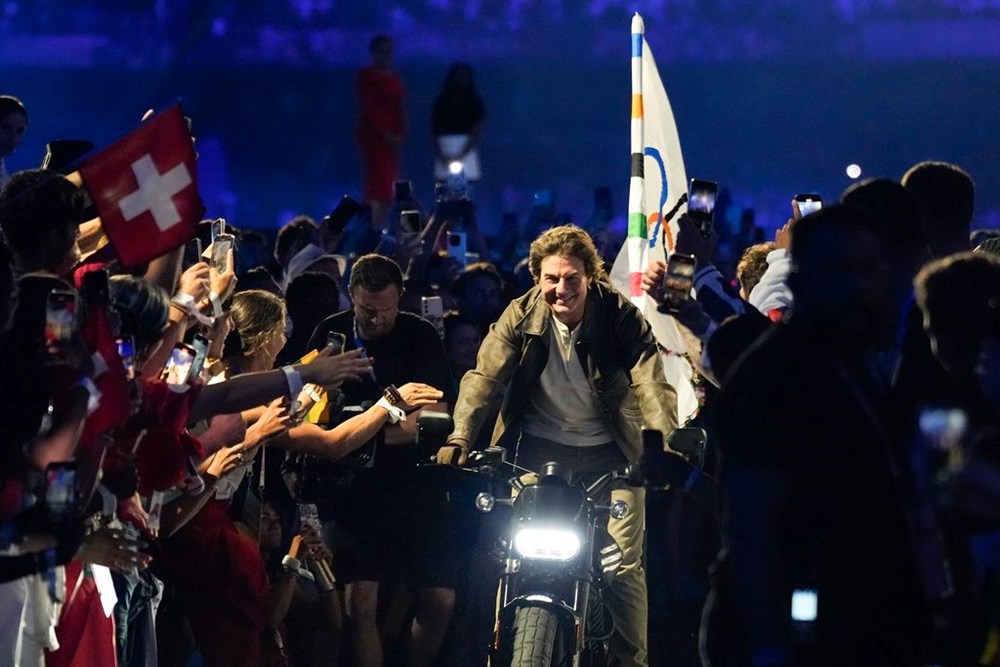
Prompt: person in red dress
<box><xmin>356</xmin><ymin>34</ymin><xmax>406</xmax><ymax>232</ymax></box>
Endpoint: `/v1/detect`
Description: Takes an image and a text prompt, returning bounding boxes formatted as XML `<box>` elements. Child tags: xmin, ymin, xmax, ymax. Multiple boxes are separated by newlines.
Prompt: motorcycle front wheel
<box><xmin>510</xmin><ymin>605</ymin><xmax>563</xmax><ymax>666</ymax></box>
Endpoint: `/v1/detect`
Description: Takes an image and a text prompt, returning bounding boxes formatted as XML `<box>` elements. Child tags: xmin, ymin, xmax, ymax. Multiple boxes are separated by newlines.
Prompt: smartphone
<box><xmin>688</xmin><ymin>179</ymin><xmax>719</xmax><ymax>238</ymax></box>
<box><xmin>322</xmin><ymin>195</ymin><xmax>361</xmax><ymax>238</ymax></box>
<box><xmin>791</xmin><ymin>589</ymin><xmax>818</xmax><ymax>622</ymax></box>
<box><xmin>211</xmin><ymin>233</ymin><xmax>235</xmax><ymax>273</ymax></box>
<box><xmin>81</xmin><ymin>269</ymin><xmax>109</xmax><ymax>308</ymax></box>
<box><xmin>794</xmin><ymin>193</ymin><xmax>823</xmax><ymax>218</ymax></box>
<box><xmin>660</xmin><ymin>253</ymin><xmax>697</xmax><ymax>312</ymax></box>
<box><xmin>298</xmin><ymin>502</ymin><xmax>321</xmax><ymax>533</ymax></box>
<box><xmin>393</xmin><ymin>179</ymin><xmax>413</xmax><ymax>203</ymax></box>
<box><xmin>44</xmin><ymin>289</ymin><xmax>77</xmax><ymax>357</ymax></box>
<box><xmin>210</xmin><ymin>218</ymin><xmax>226</xmax><ymax>244</ymax></box>
<box><xmin>190</xmin><ymin>333</ymin><xmax>209</xmax><ymax>380</ymax></box>
<box><xmin>448</xmin><ymin>231</ymin><xmax>468</xmax><ymax>266</ymax></box>
<box><xmin>184</xmin><ymin>237</ymin><xmax>203</xmax><ymax>267</ymax></box>
<box><xmin>45</xmin><ymin>461</ymin><xmax>78</xmax><ymax>523</ymax></box>
<box><xmin>116</xmin><ymin>336</ymin><xmax>137</xmax><ymax>380</ymax></box>
<box><xmin>421</xmin><ymin>296</ymin><xmax>445</xmax><ymax>338</ymax></box>
<box><xmin>400</xmin><ymin>209</ymin><xmax>421</xmax><ymax>234</ymax></box>
<box><xmin>434</xmin><ymin>182</ymin><xmax>448</xmax><ymax>203</ymax></box>
<box><xmin>162</xmin><ymin>342</ymin><xmax>197</xmax><ymax>386</ymax></box>
<box><xmin>178</xmin><ymin>457</ymin><xmax>205</xmax><ymax>495</ymax></box>
<box><xmin>326</xmin><ymin>331</ymin><xmax>346</xmax><ymax>355</ymax></box>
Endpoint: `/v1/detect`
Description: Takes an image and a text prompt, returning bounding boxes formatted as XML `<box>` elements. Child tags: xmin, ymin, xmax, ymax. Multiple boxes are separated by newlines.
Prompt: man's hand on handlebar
<box><xmin>436</xmin><ymin>439</ymin><xmax>469</xmax><ymax>466</ymax></box>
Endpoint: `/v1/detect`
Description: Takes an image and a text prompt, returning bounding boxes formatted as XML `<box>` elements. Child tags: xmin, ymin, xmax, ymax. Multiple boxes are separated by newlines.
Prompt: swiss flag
<box><xmin>80</xmin><ymin>106</ymin><xmax>204</xmax><ymax>267</ymax></box>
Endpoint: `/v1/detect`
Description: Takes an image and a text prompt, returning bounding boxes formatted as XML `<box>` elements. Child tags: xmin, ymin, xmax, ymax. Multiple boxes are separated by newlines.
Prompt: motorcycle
<box><xmin>468</xmin><ymin>452</ymin><xmax>634</xmax><ymax>666</ymax></box>
<box><xmin>471</xmin><ymin>426</ymin><xmax>711</xmax><ymax>667</ymax></box>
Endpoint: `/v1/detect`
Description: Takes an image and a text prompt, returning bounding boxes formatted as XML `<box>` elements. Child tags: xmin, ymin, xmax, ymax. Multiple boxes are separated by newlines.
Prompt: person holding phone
<box><xmin>702</xmin><ymin>206</ymin><xmax>924</xmax><ymax>665</ymax></box>
<box><xmin>431</xmin><ymin>63</ymin><xmax>485</xmax><ymax>186</ymax></box>
<box><xmin>437</xmin><ymin>225</ymin><xmax>678</xmax><ymax>667</ymax></box>
<box><xmin>306</xmin><ymin>253</ymin><xmax>455</xmax><ymax>667</ymax></box>
<box><xmin>641</xmin><ymin>213</ymin><xmax>752</xmax><ymax>374</ymax></box>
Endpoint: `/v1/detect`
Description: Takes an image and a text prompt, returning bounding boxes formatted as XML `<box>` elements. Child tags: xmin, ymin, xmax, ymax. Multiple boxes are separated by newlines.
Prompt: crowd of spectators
<box><xmin>1</xmin><ymin>72</ymin><xmax>1000</xmax><ymax>667</ymax></box>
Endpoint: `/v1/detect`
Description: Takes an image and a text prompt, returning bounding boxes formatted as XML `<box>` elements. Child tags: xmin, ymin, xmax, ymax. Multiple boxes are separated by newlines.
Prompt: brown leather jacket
<box><xmin>449</xmin><ymin>280</ymin><xmax>678</xmax><ymax>463</ymax></box>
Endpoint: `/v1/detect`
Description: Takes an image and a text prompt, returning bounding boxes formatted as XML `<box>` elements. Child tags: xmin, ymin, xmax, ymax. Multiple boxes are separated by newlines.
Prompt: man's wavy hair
<box><xmin>528</xmin><ymin>225</ymin><xmax>607</xmax><ymax>283</ymax></box>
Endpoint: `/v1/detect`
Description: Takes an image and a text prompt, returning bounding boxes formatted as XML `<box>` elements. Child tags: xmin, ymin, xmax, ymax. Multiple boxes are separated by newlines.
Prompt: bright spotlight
<box><xmin>846</xmin><ymin>164</ymin><xmax>862</xmax><ymax>179</ymax></box>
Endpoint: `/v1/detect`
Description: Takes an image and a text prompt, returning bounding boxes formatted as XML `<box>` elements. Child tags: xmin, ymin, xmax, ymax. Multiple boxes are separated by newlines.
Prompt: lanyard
<box><xmin>352</xmin><ymin>317</ymin><xmax>378</xmax><ymax>383</ymax></box>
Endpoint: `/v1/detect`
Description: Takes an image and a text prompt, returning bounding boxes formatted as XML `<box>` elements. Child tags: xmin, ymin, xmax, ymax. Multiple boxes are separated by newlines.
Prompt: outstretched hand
<box><xmin>245</xmin><ymin>397</ymin><xmax>291</xmax><ymax>447</ymax></box>
<box><xmin>303</xmin><ymin>348</ymin><xmax>373</xmax><ymax>388</ymax></box>
<box><xmin>396</xmin><ymin>382</ymin><xmax>444</xmax><ymax>410</ymax></box>
<box><xmin>77</xmin><ymin>526</ymin><xmax>151</xmax><ymax>575</ymax></box>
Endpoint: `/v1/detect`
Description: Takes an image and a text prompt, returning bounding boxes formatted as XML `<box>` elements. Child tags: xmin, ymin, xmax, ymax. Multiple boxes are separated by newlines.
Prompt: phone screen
<box><xmin>191</xmin><ymin>333</ymin><xmax>209</xmax><ymax>380</ymax></box>
<box><xmin>45</xmin><ymin>462</ymin><xmax>78</xmax><ymax>520</ymax></box>
<box><xmin>688</xmin><ymin>179</ymin><xmax>718</xmax><ymax>216</ymax></box>
<box><xmin>211</xmin><ymin>234</ymin><xmax>235</xmax><ymax>273</ymax></box>
<box><xmin>116</xmin><ymin>336</ymin><xmax>137</xmax><ymax>379</ymax></box>
<box><xmin>162</xmin><ymin>343</ymin><xmax>196</xmax><ymax>386</ymax></box>
<box><xmin>661</xmin><ymin>254</ymin><xmax>697</xmax><ymax>311</ymax></box>
<box><xmin>795</xmin><ymin>194</ymin><xmax>823</xmax><ymax>217</ymax></box>
<box><xmin>791</xmin><ymin>589</ymin><xmax>818</xmax><ymax>622</ymax></box>
<box><xmin>688</xmin><ymin>179</ymin><xmax>719</xmax><ymax>237</ymax></box>
<box><xmin>45</xmin><ymin>290</ymin><xmax>77</xmax><ymax>355</ymax></box>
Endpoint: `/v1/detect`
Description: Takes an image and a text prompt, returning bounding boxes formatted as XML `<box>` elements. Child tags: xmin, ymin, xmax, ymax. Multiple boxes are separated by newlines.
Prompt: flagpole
<box><xmin>627</xmin><ymin>13</ymin><xmax>647</xmax><ymax>305</ymax></box>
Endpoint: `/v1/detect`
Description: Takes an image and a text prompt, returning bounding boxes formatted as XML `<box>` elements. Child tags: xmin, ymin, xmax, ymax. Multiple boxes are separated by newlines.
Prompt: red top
<box><xmin>356</xmin><ymin>66</ymin><xmax>406</xmax><ymax>139</ymax></box>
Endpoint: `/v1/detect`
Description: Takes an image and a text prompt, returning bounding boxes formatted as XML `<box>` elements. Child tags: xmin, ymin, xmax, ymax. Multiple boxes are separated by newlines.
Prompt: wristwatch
<box><xmin>383</xmin><ymin>384</ymin><xmax>403</xmax><ymax>406</ymax></box>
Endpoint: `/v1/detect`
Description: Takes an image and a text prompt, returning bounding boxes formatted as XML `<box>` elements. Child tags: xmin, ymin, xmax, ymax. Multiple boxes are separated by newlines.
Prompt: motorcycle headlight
<box><xmin>513</xmin><ymin>527</ymin><xmax>582</xmax><ymax>561</ymax></box>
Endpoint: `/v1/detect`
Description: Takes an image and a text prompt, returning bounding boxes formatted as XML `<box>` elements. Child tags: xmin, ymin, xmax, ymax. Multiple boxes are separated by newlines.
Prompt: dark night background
<box><xmin>4</xmin><ymin>0</ymin><xmax>999</xmax><ymax>238</ymax></box>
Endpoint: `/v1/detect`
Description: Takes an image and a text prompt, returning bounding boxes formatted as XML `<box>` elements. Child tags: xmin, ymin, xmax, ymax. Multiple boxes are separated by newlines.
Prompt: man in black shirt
<box><xmin>307</xmin><ymin>253</ymin><xmax>454</xmax><ymax>667</ymax></box>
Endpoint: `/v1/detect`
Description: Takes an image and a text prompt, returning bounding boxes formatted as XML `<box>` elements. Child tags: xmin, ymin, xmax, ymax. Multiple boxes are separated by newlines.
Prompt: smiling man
<box><xmin>437</xmin><ymin>224</ymin><xmax>678</xmax><ymax>667</ymax></box>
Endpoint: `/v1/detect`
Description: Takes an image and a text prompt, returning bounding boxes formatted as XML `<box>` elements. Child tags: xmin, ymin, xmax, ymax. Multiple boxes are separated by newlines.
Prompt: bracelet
<box><xmin>305</xmin><ymin>384</ymin><xmax>323</xmax><ymax>403</ymax></box>
<box><xmin>375</xmin><ymin>396</ymin><xmax>406</xmax><ymax>424</ymax></box>
<box><xmin>171</xmin><ymin>293</ymin><xmax>213</xmax><ymax>326</ymax></box>
<box><xmin>281</xmin><ymin>554</ymin><xmax>315</xmax><ymax>581</ymax></box>
<box><xmin>208</xmin><ymin>291</ymin><xmax>224</xmax><ymax>319</ymax></box>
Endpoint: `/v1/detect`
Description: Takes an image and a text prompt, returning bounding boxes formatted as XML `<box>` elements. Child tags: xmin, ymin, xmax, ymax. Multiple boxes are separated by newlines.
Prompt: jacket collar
<box><xmin>514</xmin><ymin>281</ymin><xmax>609</xmax><ymax>340</ymax></box>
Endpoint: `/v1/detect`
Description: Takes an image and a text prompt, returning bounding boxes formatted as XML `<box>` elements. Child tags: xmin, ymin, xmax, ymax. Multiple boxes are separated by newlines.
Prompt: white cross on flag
<box><xmin>80</xmin><ymin>105</ymin><xmax>204</xmax><ymax>267</ymax></box>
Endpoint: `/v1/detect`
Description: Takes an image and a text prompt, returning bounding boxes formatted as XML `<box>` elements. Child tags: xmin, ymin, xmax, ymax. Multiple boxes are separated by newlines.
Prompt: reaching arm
<box><xmin>189</xmin><ymin>349</ymin><xmax>372</xmax><ymax>423</ymax></box>
<box><xmin>278</xmin><ymin>383</ymin><xmax>442</xmax><ymax>460</ymax></box>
